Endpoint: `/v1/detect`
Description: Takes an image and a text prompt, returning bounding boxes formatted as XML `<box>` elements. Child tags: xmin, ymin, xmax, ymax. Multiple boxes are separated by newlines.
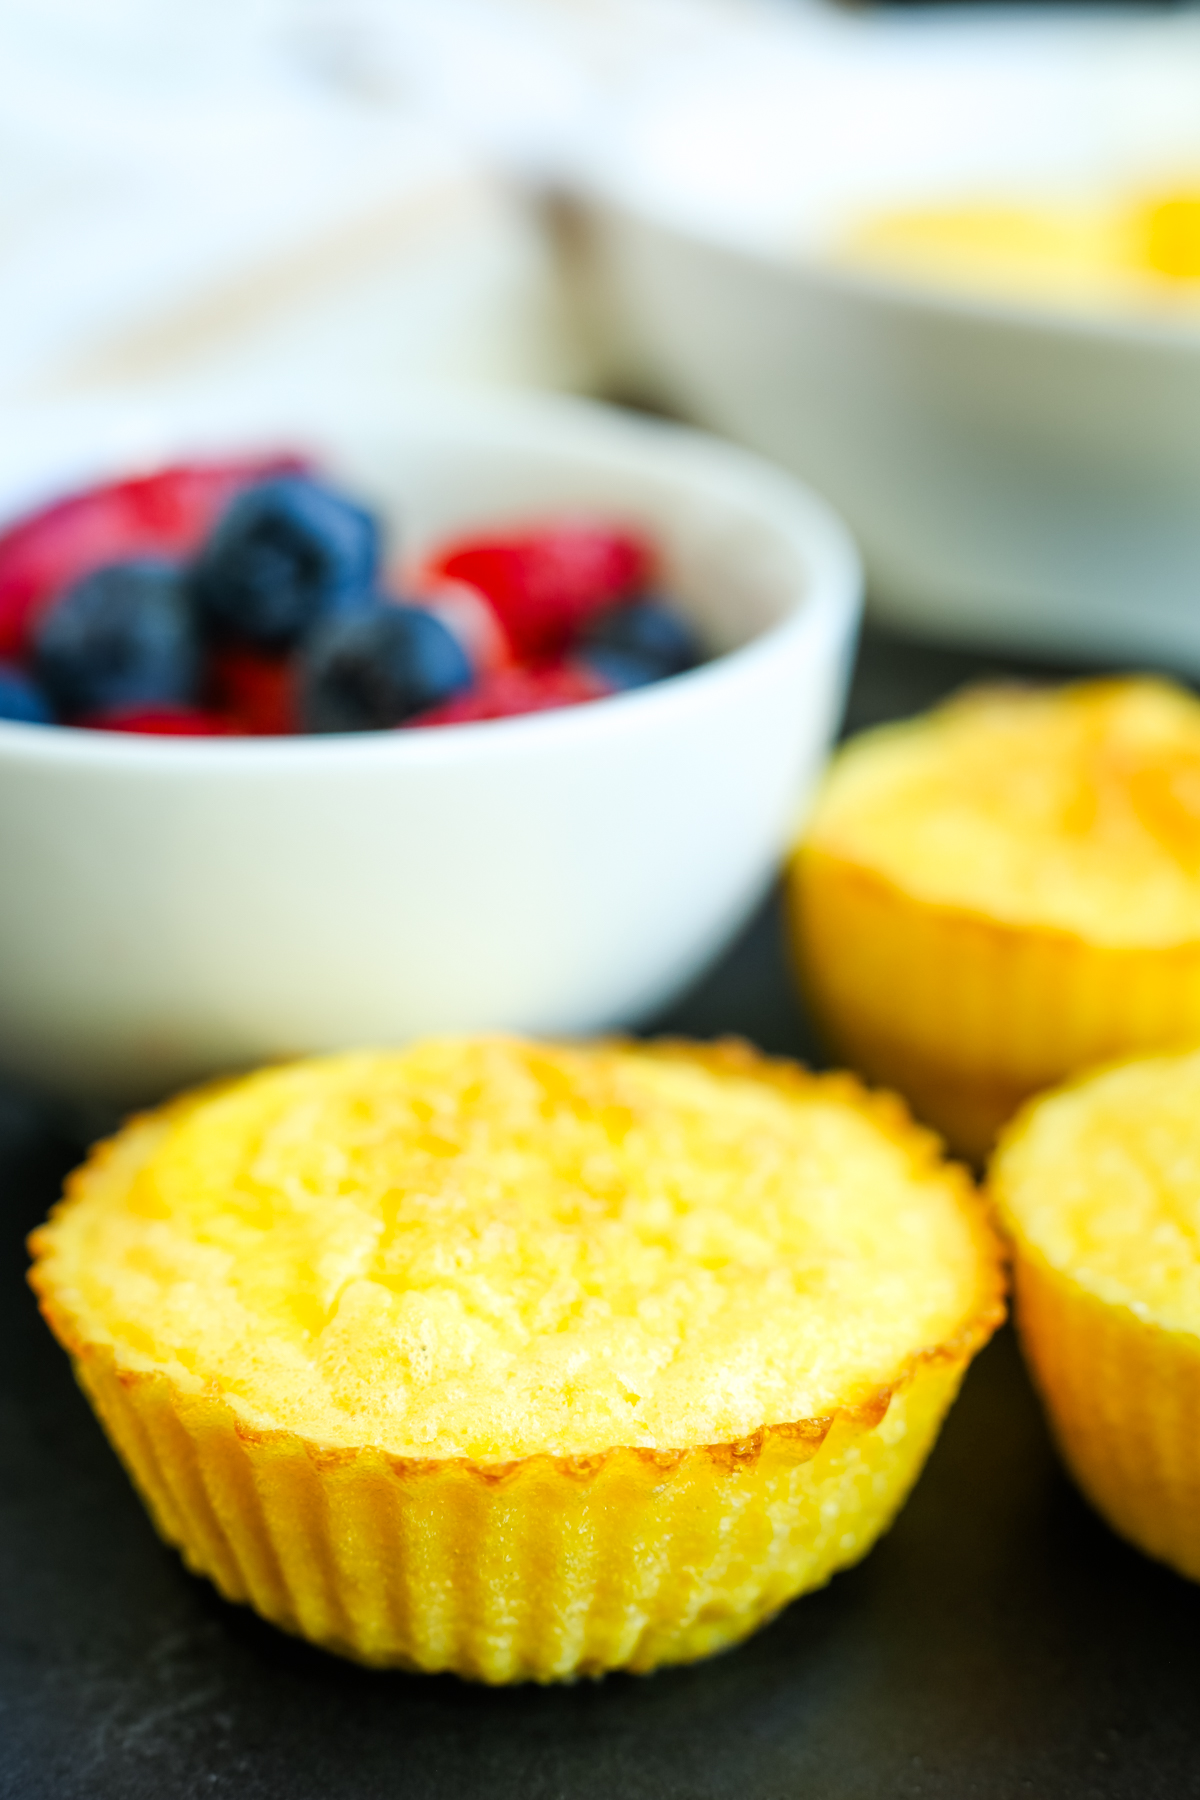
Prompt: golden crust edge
<box><xmin>988</xmin><ymin>1054</ymin><xmax>1200</xmax><ymax>1344</ymax></box>
<box><xmin>792</xmin><ymin>839</ymin><xmax>1200</xmax><ymax>963</ymax></box>
<box><xmin>27</xmin><ymin>1033</ymin><xmax>1006</xmax><ymax>1485</ymax></box>
<box><xmin>796</xmin><ymin>673</ymin><xmax>1200</xmax><ymax>953</ymax></box>
<box><xmin>33</xmin><ymin>1297</ymin><xmax>1002</xmax><ymax>1490</ymax></box>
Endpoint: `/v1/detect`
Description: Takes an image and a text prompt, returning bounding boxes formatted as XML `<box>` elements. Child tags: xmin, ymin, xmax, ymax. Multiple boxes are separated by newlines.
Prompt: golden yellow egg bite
<box><xmin>792</xmin><ymin>677</ymin><xmax>1200</xmax><ymax>1159</ymax></box>
<box><xmin>993</xmin><ymin>1045</ymin><xmax>1200</xmax><ymax>1579</ymax></box>
<box><xmin>29</xmin><ymin>1035</ymin><xmax>1001</xmax><ymax>1682</ymax></box>
<box><xmin>838</xmin><ymin>186</ymin><xmax>1200</xmax><ymax>311</ymax></box>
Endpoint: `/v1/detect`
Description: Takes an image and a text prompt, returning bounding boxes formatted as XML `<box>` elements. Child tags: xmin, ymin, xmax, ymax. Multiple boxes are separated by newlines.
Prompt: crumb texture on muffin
<box><xmin>30</xmin><ymin>1038</ymin><xmax>996</xmax><ymax>1464</ymax></box>
<box><xmin>994</xmin><ymin>1048</ymin><xmax>1200</xmax><ymax>1580</ymax></box>
<box><xmin>792</xmin><ymin>678</ymin><xmax>1200</xmax><ymax>1158</ymax></box>
<box><xmin>30</xmin><ymin>1036</ymin><xmax>1002</xmax><ymax>1676</ymax></box>
<box><xmin>807</xmin><ymin>678</ymin><xmax>1200</xmax><ymax>946</ymax></box>
<box><xmin>994</xmin><ymin>1047</ymin><xmax>1200</xmax><ymax>1333</ymax></box>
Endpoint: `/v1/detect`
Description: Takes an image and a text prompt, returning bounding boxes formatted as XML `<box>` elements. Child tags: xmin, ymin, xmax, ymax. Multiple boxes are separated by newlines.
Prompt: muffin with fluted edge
<box><xmin>992</xmin><ymin>1045</ymin><xmax>1200</xmax><ymax>1579</ymax></box>
<box><xmin>791</xmin><ymin>677</ymin><xmax>1200</xmax><ymax>1160</ymax></box>
<box><xmin>28</xmin><ymin>1035</ymin><xmax>1002</xmax><ymax>1682</ymax></box>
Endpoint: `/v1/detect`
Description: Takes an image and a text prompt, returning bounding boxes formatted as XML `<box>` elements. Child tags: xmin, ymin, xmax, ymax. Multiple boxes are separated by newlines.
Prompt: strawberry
<box><xmin>407</xmin><ymin>660</ymin><xmax>611</xmax><ymax>727</ymax></box>
<box><xmin>81</xmin><ymin>705</ymin><xmax>236</xmax><ymax>736</ymax></box>
<box><xmin>209</xmin><ymin>646</ymin><xmax>298</xmax><ymax>736</ymax></box>
<box><xmin>0</xmin><ymin>454</ymin><xmax>306</xmax><ymax>661</ymax></box>
<box><xmin>427</xmin><ymin>524</ymin><xmax>652</xmax><ymax>661</ymax></box>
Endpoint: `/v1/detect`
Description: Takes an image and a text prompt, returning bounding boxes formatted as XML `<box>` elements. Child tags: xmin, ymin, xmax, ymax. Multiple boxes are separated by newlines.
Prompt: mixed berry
<box><xmin>0</xmin><ymin>458</ymin><xmax>703</xmax><ymax>735</ymax></box>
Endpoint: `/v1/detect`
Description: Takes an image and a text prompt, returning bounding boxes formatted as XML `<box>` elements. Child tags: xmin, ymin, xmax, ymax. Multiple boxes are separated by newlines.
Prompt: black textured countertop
<box><xmin>5</xmin><ymin>625</ymin><xmax>1200</xmax><ymax>1800</ymax></box>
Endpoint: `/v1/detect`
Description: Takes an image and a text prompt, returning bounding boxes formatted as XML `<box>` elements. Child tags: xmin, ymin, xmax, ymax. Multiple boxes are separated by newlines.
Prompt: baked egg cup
<box><xmin>29</xmin><ymin>1035</ymin><xmax>1002</xmax><ymax>1681</ymax></box>
<box><xmin>792</xmin><ymin>677</ymin><xmax>1200</xmax><ymax>1160</ymax></box>
<box><xmin>992</xmin><ymin>1044</ymin><xmax>1200</xmax><ymax>1580</ymax></box>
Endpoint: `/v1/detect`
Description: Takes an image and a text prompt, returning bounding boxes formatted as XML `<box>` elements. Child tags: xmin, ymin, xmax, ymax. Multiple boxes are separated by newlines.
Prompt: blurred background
<box><xmin>5</xmin><ymin>0</ymin><xmax>1200</xmax><ymax>661</ymax></box>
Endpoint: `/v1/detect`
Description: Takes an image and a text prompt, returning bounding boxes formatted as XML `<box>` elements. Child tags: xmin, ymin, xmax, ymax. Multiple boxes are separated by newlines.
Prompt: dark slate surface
<box><xmin>5</xmin><ymin>623</ymin><xmax>1200</xmax><ymax>1800</ymax></box>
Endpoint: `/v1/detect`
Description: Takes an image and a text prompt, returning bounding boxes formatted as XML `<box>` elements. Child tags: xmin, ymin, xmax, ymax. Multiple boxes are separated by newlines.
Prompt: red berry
<box><xmin>427</xmin><ymin>524</ymin><xmax>653</xmax><ymax>661</ymax></box>
<box><xmin>209</xmin><ymin>646</ymin><xmax>298</xmax><ymax>736</ymax></box>
<box><xmin>0</xmin><ymin>454</ymin><xmax>307</xmax><ymax>661</ymax></box>
<box><xmin>406</xmin><ymin>660</ymin><xmax>611</xmax><ymax>727</ymax></box>
<box><xmin>81</xmin><ymin>705</ymin><xmax>237</xmax><ymax>736</ymax></box>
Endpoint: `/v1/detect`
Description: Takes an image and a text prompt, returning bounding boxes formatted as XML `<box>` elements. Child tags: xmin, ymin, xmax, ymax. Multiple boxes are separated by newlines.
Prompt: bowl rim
<box><xmin>0</xmin><ymin>389</ymin><xmax>861</xmax><ymax>775</ymax></box>
<box><xmin>587</xmin><ymin>184</ymin><xmax>1200</xmax><ymax>356</ymax></box>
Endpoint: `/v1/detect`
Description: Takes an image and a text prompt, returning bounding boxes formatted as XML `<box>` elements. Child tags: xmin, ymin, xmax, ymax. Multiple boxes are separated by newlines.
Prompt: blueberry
<box><xmin>188</xmin><ymin>475</ymin><xmax>380</xmax><ymax>650</ymax></box>
<box><xmin>300</xmin><ymin>603</ymin><xmax>473</xmax><ymax>733</ymax></box>
<box><xmin>0</xmin><ymin>662</ymin><xmax>52</xmax><ymax>724</ymax></box>
<box><xmin>33</xmin><ymin>560</ymin><xmax>199</xmax><ymax>719</ymax></box>
<box><xmin>579</xmin><ymin>647</ymin><xmax>667</xmax><ymax>692</ymax></box>
<box><xmin>578</xmin><ymin>599</ymin><xmax>701</xmax><ymax>690</ymax></box>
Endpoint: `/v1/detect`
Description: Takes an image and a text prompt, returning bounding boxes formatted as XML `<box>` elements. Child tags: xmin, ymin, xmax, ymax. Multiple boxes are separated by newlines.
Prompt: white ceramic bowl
<box><xmin>574</xmin><ymin>11</ymin><xmax>1200</xmax><ymax>670</ymax></box>
<box><xmin>0</xmin><ymin>391</ymin><xmax>860</xmax><ymax>1100</ymax></box>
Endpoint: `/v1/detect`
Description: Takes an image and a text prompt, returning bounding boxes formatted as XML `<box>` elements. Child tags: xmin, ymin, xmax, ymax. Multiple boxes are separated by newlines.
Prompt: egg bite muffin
<box><xmin>29</xmin><ymin>1036</ymin><xmax>1002</xmax><ymax>1682</ymax></box>
<box><xmin>837</xmin><ymin>188</ymin><xmax>1200</xmax><ymax>314</ymax></box>
<box><xmin>791</xmin><ymin>677</ymin><xmax>1200</xmax><ymax>1160</ymax></box>
<box><xmin>992</xmin><ymin>1046</ymin><xmax>1200</xmax><ymax>1579</ymax></box>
